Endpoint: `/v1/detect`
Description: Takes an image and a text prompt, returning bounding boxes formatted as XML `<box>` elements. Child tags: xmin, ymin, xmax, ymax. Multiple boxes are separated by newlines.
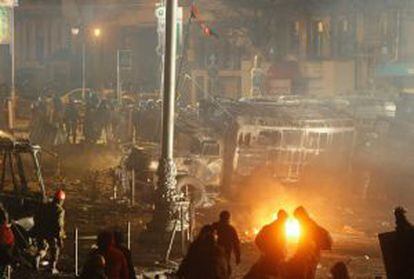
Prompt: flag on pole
<box><xmin>190</xmin><ymin>4</ymin><xmax>219</xmax><ymax>39</ymax></box>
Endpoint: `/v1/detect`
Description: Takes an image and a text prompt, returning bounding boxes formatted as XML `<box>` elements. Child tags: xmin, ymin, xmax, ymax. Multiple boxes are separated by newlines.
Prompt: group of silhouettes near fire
<box><xmin>177</xmin><ymin>207</ymin><xmax>338</xmax><ymax>279</ymax></box>
<box><xmin>1</xmin><ymin>203</ymin><xmax>413</xmax><ymax>278</ymax></box>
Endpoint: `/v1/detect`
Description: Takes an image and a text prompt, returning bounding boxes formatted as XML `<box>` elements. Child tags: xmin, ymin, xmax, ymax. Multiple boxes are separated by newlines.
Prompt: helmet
<box><xmin>54</xmin><ymin>189</ymin><xmax>66</xmax><ymax>201</ymax></box>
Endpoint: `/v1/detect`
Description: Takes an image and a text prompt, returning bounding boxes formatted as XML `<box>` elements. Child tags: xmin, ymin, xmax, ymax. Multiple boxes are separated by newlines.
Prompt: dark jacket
<box><xmin>81</xmin><ymin>250</ymin><xmax>108</xmax><ymax>279</ymax></box>
<box><xmin>255</xmin><ymin>220</ymin><xmax>287</xmax><ymax>262</ymax></box>
<box><xmin>212</xmin><ymin>221</ymin><xmax>241</xmax><ymax>263</ymax></box>
<box><xmin>288</xmin><ymin>218</ymin><xmax>332</xmax><ymax>279</ymax></box>
<box><xmin>117</xmin><ymin>246</ymin><xmax>136</xmax><ymax>279</ymax></box>
<box><xmin>33</xmin><ymin>201</ymin><xmax>65</xmax><ymax>240</ymax></box>
<box><xmin>64</xmin><ymin>103</ymin><xmax>79</xmax><ymax>123</ymax></box>
<box><xmin>102</xmin><ymin>246</ymin><xmax>129</xmax><ymax>279</ymax></box>
<box><xmin>0</xmin><ymin>224</ymin><xmax>14</xmax><ymax>266</ymax></box>
<box><xmin>178</xmin><ymin>238</ymin><xmax>229</xmax><ymax>279</ymax></box>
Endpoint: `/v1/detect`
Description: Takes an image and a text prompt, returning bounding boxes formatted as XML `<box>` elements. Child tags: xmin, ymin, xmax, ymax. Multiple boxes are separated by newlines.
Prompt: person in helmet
<box><xmin>33</xmin><ymin>189</ymin><xmax>66</xmax><ymax>274</ymax></box>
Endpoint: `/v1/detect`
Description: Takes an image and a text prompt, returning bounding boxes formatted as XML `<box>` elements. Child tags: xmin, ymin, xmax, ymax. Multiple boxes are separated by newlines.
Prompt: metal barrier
<box><xmin>74</xmin><ymin>221</ymin><xmax>131</xmax><ymax>276</ymax></box>
<box><xmin>112</xmin><ymin>169</ymin><xmax>136</xmax><ymax>206</ymax></box>
<box><xmin>6</xmin><ymin>266</ymin><xmax>11</xmax><ymax>279</ymax></box>
<box><xmin>164</xmin><ymin>201</ymin><xmax>194</xmax><ymax>262</ymax></box>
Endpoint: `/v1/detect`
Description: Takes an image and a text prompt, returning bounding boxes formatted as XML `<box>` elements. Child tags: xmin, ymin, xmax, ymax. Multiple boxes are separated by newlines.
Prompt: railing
<box><xmin>112</xmin><ymin>169</ymin><xmax>137</xmax><ymax>207</ymax></box>
<box><xmin>165</xmin><ymin>201</ymin><xmax>194</xmax><ymax>262</ymax></box>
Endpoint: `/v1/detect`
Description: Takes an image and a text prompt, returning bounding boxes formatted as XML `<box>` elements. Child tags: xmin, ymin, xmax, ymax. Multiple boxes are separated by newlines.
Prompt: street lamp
<box><xmin>71</xmin><ymin>26</ymin><xmax>87</xmax><ymax>98</ymax></box>
<box><xmin>72</xmin><ymin>26</ymin><xmax>102</xmax><ymax>98</ymax></box>
<box><xmin>141</xmin><ymin>0</ymin><xmax>187</xmax><ymax>257</ymax></box>
<box><xmin>71</xmin><ymin>28</ymin><xmax>80</xmax><ymax>36</ymax></box>
<box><xmin>93</xmin><ymin>28</ymin><xmax>101</xmax><ymax>38</ymax></box>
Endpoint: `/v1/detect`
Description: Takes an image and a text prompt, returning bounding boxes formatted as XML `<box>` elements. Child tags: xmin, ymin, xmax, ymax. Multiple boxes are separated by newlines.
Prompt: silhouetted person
<box><xmin>83</xmin><ymin>104</ymin><xmax>96</xmax><ymax>143</ymax></box>
<box><xmin>33</xmin><ymin>190</ymin><xmax>66</xmax><ymax>274</ymax></box>
<box><xmin>96</xmin><ymin>231</ymin><xmax>129</xmax><ymax>279</ymax></box>
<box><xmin>393</xmin><ymin>207</ymin><xmax>414</xmax><ymax>279</ymax></box>
<box><xmin>32</xmin><ymin>96</ymin><xmax>48</xmax><ymax>123</ymax></box>
<box><xmin>63</xmin><ymin>98</ymin><xmax>79</xmax><ymax>143</ymax></box>
<box><xmin>0</xmin><ymin>205</ymin><xmax>14</xmax><ymax>278</ymax></box>
<box><xmin>244</xmin><ymin>210</ymin><xmax>288</xmax><ymax>279</ymax></box>
<box><xmin>395</xmin><ymin>207</ymin><xmax>414</xmax><ymax>233</ymax></box>
<box><xmin>211</xmin><ymin>211</ymin><xmax>241</xmax><ymax>275</ymax></box>
<box><xmin>177</xmin><ymin>225</ymin><xmax>229</xmax><ymax>279</ymax></box>
<box><xmin>330</xmin><ymin>261</ymin><xmax>350</xmax><ymax>279</ymax></box>
<box><xmin>52</xmin><ymin>94</ymin><xmax>64</xmax><ymax>128</ymax></box>
<box><xmin>287</xmin><ymin>206</ymin><xmax>332</xmax><ymax>279</ymax></box>
<box><xmin>113</xmin><ymin>230</ymin><xmax>136</xmax><ymax>279</ymax></box>
<box><xmin>96</xmin><ymin>99</ymin><xmax>111</xmax><ymax>143</ymax></box>
<box><xmin>81</xmin><ymin>253</ymin><xmax>107</xmax><ymax>279</ymax></box>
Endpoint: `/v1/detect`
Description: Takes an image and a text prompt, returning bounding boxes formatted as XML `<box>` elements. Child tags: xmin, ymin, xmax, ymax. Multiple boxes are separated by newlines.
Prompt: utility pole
<box><xmin>116</xmin><ymin>50</ymin><xmax>121</xmax><ymax>104</ymax></box>
<box><xmin>9</xmin><ymin>3</ymin><xmax>16</xmax><ymax>130</ymax></box>
<box><xmin>81</xmin><ymin>41</ymin><xmax>86</xmax><ymax>98</ymax></box>
<box><xmin>153</xmin><ymin>0</ymin><xmax>179</xmax><ymax>232</ymax></box>
<box><xmin>141</xmin><ymin>0</ymin><xmax>184</xmax><ymax>250</ymax></box>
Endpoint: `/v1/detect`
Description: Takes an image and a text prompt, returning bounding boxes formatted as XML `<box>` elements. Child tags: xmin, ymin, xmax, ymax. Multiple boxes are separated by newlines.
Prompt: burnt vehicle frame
<box><xmin>0</xmin><ymin>136</ymin><xmax>47</xmax><ymax>219</ymax></box>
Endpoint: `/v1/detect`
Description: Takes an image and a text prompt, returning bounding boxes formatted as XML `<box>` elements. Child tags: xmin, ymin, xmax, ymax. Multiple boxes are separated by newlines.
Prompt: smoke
<box><xmin>226</xmin><ymin>149</ymin><xmax>399</xmax><ymax>242</ymax></box>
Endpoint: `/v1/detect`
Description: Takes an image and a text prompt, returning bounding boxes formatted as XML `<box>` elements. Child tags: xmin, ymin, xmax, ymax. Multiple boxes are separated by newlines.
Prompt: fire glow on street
<box><xmin>0</xmin><ymin>0</ymin><xmax>414</xmax><ymax>278</ymax></box>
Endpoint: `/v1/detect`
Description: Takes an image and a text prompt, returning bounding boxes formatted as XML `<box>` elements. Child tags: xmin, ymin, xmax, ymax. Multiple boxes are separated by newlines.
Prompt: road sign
<box><xmin>119</xmin><ymin>49</ymin><xmax>132</xmax><ymax>69</ymax></box>
<box><xmin>0</xmin><ymin>0</ymin><xmax>18</xmax><ymax>7</ymax></box>
<box><xmin>155</xmin><ymin>3</ymin><xmax>183</xmax><ymax>56</ymax></box>
<box><xmin>0</xmin><ymin>7</ymin><xmax>10</xmax><ymax>44</ymax></box>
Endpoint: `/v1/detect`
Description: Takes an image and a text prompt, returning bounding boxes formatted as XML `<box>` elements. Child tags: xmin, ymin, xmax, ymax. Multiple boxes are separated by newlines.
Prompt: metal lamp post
<box><xmin>153</xmin><ymin>0</ymin><xmax>179</xmax><ymax>232</ymax></box>
<box><xmin>72</xmin><ymin>26</ymin><xmax>101</xmax><ymax>98</ymax></box>
<box><xmin>71</xmin><ymin>27</ymin><xmax>86</xmax><ymax>98</ymax></box>
<box><xmin>6</xmin><ymin>0</ymin><xmax>18</xmax><ymax>130</ymax></box>
<box><xmin>142</xmin><ymin>0</ymin><xmax>181</xmax><ymax>242</ymax></box>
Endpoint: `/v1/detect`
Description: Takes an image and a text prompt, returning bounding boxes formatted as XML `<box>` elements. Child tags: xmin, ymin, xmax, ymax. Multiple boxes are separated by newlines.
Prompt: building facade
<box><xmin>2</xmin><ymin>0</ymin><xmax>413</xmax><ymax>100</ymax></box>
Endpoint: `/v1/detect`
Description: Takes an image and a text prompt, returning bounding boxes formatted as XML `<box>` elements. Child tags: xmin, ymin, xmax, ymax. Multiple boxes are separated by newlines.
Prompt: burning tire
<box><xmin>176</xmin><ymin>175</ymin><xmax>207</xmax><ymax>208</ymax></box>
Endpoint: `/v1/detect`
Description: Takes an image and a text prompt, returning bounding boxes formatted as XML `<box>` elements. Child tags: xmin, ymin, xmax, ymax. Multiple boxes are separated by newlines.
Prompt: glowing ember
<box><xmin>285</xmin><ymin>218</ymin><xmax>300</xmax><ymax>241</ymax></box>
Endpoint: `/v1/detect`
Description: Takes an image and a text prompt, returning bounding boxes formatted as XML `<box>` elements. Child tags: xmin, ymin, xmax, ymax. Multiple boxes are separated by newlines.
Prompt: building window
<box><xmin>308</xmin><ymin>20</ymin><xmax>328</xmax><ymax>59</ymax></box>
<box><xmin>336</xmin><ymin>18</ymin><xmax>354</xmax><ymax>59</ymax></box>
<box><xmin>36</xmin><ymin>36</ymin><xmax>44</xmax><ymax>62</ymax></box>
<box><xmin>289</xmin><ymin>21</ymin><xmax>300</xmax><ymax>55</ymax></box>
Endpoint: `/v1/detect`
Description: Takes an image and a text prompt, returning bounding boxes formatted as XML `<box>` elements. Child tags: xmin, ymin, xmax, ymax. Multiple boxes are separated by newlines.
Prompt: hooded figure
<box><xmin>96</xmin><ymin>231</ymin><xmax>129</xmax><ymax>279</ymax></box>
<box><xmin>113</xmin><ymin>230</ymin><xmax>136</xmax><ymax>279</ymax></box>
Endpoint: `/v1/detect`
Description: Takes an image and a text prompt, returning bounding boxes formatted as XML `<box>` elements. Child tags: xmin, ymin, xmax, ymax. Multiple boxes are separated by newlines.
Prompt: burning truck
<box><xmin>202</xmin><ymin>97</ymin><xmax>356</xmax><ymax>190</ymax></box>
<box><xmin>118</xmin><ymin>96</ymin><xmax>357</xmax><ymax>206</ymax></box>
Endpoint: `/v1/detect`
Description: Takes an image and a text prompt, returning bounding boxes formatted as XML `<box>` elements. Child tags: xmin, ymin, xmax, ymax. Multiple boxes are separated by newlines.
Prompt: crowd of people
<box><xmin>177</xmin><ymin>208</ymin><xmax>334</xmax><ymax>279</ymax></box>
<box><xmin>29</xmin><ymin>93</ymin><xmax>145</xmax><ymax>146</ymax></box>
<box><xmin>0</xmin><ymin>197</ymin><xmax>414</xmax><ymax>278</ymax></box>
